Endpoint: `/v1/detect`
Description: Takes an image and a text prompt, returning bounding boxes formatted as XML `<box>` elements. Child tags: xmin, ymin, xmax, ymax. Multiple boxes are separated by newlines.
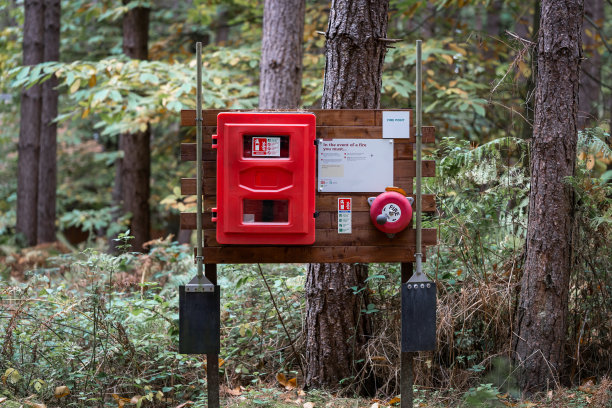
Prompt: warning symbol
<box><xmin>252</xmin><ymin>137</ymin><xmax>281</xmax><ymax>157</ymax></box>
<box><xmin>338</xmin><ymin>198</ymin><xmax>352</xmax><ymax>234</ymax></box>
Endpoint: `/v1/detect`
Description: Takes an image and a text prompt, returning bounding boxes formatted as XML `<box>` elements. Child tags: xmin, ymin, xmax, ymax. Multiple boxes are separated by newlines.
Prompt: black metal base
<box><xmin>401</xmin><ymin>282</ymin><xmax>436</xmax><ymax>352</ymax></box>
<box><xmin>179</xmin><ymin>285</ymin><xmax>221</xmax><ymax>354</ymax></box>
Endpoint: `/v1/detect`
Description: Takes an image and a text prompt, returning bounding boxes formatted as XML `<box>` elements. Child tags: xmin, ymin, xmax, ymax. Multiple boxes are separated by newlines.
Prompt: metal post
<box><xmin>196</xmin><ymin>42</ymin><xmax>204</xmax><ymax>282</ymax></box>
<box><xmin>415</xmin><ymin>40</ymin><xmax>423</xmax><ymax>278</ymax></box>
<box><xmin>195</xmin><ymin>42</ymin><xmax>219</xmax><ymax>408</ymax></box>
<box><xmin>206</xmin><ymin>263</ymin><xmax>220</xmax><ymax>408</ymax></box>
<box><xmin>401</xmin><ymin>262</ymin><xmax>414</xmax><ymax>408</ymax></box>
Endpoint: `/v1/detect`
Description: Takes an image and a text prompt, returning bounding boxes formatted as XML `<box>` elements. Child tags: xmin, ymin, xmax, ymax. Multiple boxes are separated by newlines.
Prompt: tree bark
<box><xmin>119</xmin><ymin>126</ymin><xmax>151</xmax><ymax>252</ymax></box>
<box><xmin>17</xmin><ymin>0</ymin><xmax>44</xmax><ymax>246</ymax></box>
<box><xmin>259</xmin><ymin>0</ymin><xmax>305</xmax><ymax>109</ymax></box>
<box><xmin>118</xmin><ymin>4</ymin><xmax>150</xmax><ymax>252</ymax></box>
<box><xmin>320</xmin><ymin>0</ymin><xmax>389</xmax><ymax>110</ymax></box>
<box><xmin>513</xmin><ymin>0</ymin><xmax>583</xmax><ymax>394</ymax></box>
<box><xmin>577</xmin><ymin>0</ymin><xmax>602</xmax><ymax>128</ymax></box>
<box><xmin>305</xmin><ymin>0</ymin><xmax>389</xmax><ymax>394</ymax></box>
<box><xmin>37</xmin><ymin>0</ymin><xmax>60</xmax><ymax>244</ymax></box>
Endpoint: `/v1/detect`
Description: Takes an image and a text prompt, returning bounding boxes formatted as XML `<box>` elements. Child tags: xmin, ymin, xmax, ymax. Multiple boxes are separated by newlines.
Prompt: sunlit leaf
<box><xmin>55</xmin><ymin>385</ymin><xmax>71</xmax><ymax>399</ymax></box>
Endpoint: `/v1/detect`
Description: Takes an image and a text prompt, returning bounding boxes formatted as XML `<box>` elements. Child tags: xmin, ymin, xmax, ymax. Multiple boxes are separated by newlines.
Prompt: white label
<box><xmin>318</xmin><ymin>139</ymin><xmax>394</xmax><ymax>192</ymax></box>
<box><xmin>382</xmin><ymin>111</ymin><xmax>411</xmax><ymax>139</ymax></box>
<box><xmin>338</xmin><ymin>198</ymin><xmax>352</xmax><ymax>234</ymax></box>
<box><xmin>382</xmin><ymin>203</ymin><xmax>402</xmax><ymax>223</ymax></box>
<box><xmin>252</xmin><ymin>137</ymin><xmax>281</xmax><ymax>156</ymax></box>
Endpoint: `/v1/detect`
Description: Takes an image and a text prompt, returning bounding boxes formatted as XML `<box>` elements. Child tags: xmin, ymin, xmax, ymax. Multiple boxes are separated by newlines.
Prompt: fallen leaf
<box><xmin>276</xmin><ymin>372</ymin><xmax>288</xmax><ymax>387</ymax></box>
<box><xmin>370</xmin><ymin>403</ymin><xmax>380</xmax><ymax>408</ymax></box>
<box><xmin>388</xmin><ymin>397</ymin><xmax>401</xmax><ymax>404</ymax></box>
<box><xmin>3</xmin><ymin>368</ymin><xmax>21</xmax><ymax>385</ymax></box>
<box><xmin>55</xmin><ymin>385</ymin><xmax>71</xmax><ymax>399</ymax></box>
<box><xmin>24</xmin><ymin>403</ymin><xmax>46</xmax><ymax>408</ymax></box>
<box><xmin>303</xmin><ymin>402</ymin><xmax>315</xmax><ymax>408</ymax></box>
<box><xmin>130</xmin><ymin>395</ymin><xmax>142</xmax><ymax>404</ymax></box>
<box><xmin>0</xmin><ymin>397</ymin><xmax>7</xmax><ymax>403</ymax></box>
<box><xmin>174</xmin><ymin>402</ymin><xmax>194</xmax><ymax>408</ymax></box>
<box><xmin>286</xmin><ymin>377</ymin><xmax>297</xmax><ymax>390</ymax></box>
<box><xmin>298</xmin><ymin>389</ymin><xmax>306</xmax><ymax>397</ymax></box>
<box><xmin>30</xmin><ymin>379</ymin><xmax>46</xmax><ymax>393</ymax></box>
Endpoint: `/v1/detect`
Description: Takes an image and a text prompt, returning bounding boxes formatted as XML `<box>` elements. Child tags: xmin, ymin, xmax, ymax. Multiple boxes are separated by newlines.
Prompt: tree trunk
<box><xmin>37</xmin><ymin>0</ymin><xmax>60</xmax><ymax>244</ymax></box>
<box><xmin>17</xmin><ymin>0</ymin><xmax>44</xmax><ymax>246</ymax></box>
<box><xmin>305</xmin><ymin>0</ymin><xmax>389</xmax><ymax>394</ymax></box>
<box><xmin>120</xmin><ymin>126</ymin><xmax>151</xmax><ymax>252</ymax></box>
<box><xmin>320</xmin><ymin>1</ymin><xmax>389</xmax><ymax>110</ymax></box>
<box><xmin>513</xmin><ymin>0</ymin><xmax>583</xmax><ymax>394</ymax></box>
<box><xmin>119</xmin><ymin>4</ymin><xmax>150</xmax><ymax>252</ymax></box>
<box><xmin>259</xmin><ymin>0</ymin><xmax>305</xmax><ymax>109</ymax></box>
<box><xmin>577</xmin><ymin>0</ymin><xmax>602</xmax><ymax>128</ymax></box>
<box><xmin>484</xmin><ymin>0</ymin><xmax>502</xmax><ymax>60</ymax></box>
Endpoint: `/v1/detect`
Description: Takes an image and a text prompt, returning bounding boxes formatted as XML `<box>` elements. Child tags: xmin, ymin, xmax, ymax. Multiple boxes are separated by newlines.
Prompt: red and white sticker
<box><xmin>252</xmin><ymin>137</ymin><xmax>281</xmax><ymax>157</ymax></box>
<box><xmin>338</xmin><ymin>198</ymin><xmax>352</xmax><ymax>234</ymax></box>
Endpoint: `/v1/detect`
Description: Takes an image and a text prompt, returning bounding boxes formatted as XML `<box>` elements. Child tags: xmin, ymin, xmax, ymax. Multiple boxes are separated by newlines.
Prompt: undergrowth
<box><xmin>1</xmin><ymin>133</ymin><xmax>610</xmax><ymax>407</ymax></box>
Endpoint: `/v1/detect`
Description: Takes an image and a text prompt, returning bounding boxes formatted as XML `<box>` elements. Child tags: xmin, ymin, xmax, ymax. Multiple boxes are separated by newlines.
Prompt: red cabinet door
<box><xmin>214</xmin><ymin>113</ymin><xmax>316</xmax><ymax>245</ymax></box>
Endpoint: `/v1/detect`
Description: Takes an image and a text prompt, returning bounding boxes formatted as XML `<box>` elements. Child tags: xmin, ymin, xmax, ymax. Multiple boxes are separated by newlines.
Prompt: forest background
<box><xmin>0</xmin><ymin>0</ymin><xmax>611</xmax><ymax>407</ymax></box>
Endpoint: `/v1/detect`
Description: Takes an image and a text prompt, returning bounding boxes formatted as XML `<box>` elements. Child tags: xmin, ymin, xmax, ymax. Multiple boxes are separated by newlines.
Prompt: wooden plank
<box><xmin>190</xmin><ymin>177</ymin><xmax>424</xmax><ymax>195</ymax></box>
<box><xmin>203</xmin><ymin>228</ymin><xmax>436</xmax><ymax>247</ymax></box>
<box><xmin>179</xmin><ymin>160</ymin><xmax>434</xmax><ymax>195</ymax></box>
<box><xmin>195</xmin><ymin>193</ymin><xmax>423</xmax><ymax>209</ymax></box>
<box><xmin>180</xmin><ymin>194</ymin><xmax>435</xmax><ymax>216</ymax></box>
<box><xmin>180</xmin><ymin>128</ymin><xmax>434</xmax><ymax>162</ymax></box>
<box><xmin>181</xmin><ymin>109</ymin><xmax>439</xmax><ymax>129</ymax></box>
<box><xmin>178</xmin><ymin>126</ymin><xmax>434</xmax><ymax>151</ymax></box>
<box><xmin>180</xmin><ymin>203</ymin><xmax>437</xmax><ymax>230</ymax></box>
<box><xmin>182</xmin><ymin>109</ymin><xmax>386</xmax><ymax>127</ymax></box>
<box><xmin>192</xmin><ymin>193</ymin><xmax>437</xmax><ymax>213</ymax></box>
<box><xmin>184</xmin><ymin>160</ymin><xmax>435</xmax><ymax>184</ymax></box>
<box><xmin>201</xmin><ymin>246</ymin><xmax>425</xmax><ymax>263</ymax></box>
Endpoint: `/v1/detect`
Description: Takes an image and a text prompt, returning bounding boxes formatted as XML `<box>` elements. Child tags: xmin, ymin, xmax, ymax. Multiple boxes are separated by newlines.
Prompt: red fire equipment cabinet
<box><xmin>212</xmin><ymin>112</ymin><xmax>317</xmax><ymax>245</ymax></box>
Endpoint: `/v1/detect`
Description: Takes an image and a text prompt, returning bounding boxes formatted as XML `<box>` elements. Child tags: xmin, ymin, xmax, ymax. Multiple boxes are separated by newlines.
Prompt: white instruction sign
<box><xmin>318</xmin><ymin>139</ymin><xmax>393</xmax><ymax>192</ymax></box>
<box><xmin>338</xmin><ymin>198</ymin><xmax>352</xmax><ymax>234</ymax></box>
<box><xmin>382</xmin><ymin>110</ymin><xmax>411</xmax><ymax>139</ymax></box>
<box><xmin>252</xmin><ymin>137</ymin><xmax>281</xmax><ymax>156</ymax></box>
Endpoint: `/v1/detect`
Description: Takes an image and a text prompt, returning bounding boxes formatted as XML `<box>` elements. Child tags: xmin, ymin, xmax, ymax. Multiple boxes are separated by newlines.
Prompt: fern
<box><xmin>578</xmin><ymin>127</ymin><xmax>611</xmax><ymax>158</ymax></box>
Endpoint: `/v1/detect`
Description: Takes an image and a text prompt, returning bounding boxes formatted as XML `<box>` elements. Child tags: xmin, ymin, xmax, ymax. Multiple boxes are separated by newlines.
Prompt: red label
<box><xmin>338</xmin><ymin>198</ymin><xmax>351</xmax><ymax>211</ymax></box>
<box><xmin>252</xmin><ymin>137</ymin><xmax>267</xmax><ymax>155</ymax></box>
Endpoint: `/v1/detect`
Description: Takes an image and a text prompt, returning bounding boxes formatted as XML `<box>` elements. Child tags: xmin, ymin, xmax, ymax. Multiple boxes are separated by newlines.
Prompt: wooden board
<box><xmin>180</xmin><ymin>205</ymin><xmax>437</xmax><ymax>230</ymax></box>
<box><xmin>178</xmin><ymin>193</ymin><xmax>436</xmax><ymax>214</ymax></box>
<box><xmin>181</xmin><ymin>109</ymin><xmax>414</xmax><ymax>127</ymax></box>
<box><xmin>178</xmin><ymin>125</ymin><xmax>435</xmax><ymax>144</ymax></box>
<box><xmin>200</xmin><ymin>246</ymin><xmax>426</xmax><ymax>264</ymax></box>
<box><xmin>181</xmin><ymin>141</ymin><xmax>419</xmax><ymax>161</ymax></box>
<box><xmin>178</xmin><ymin>109</ymin><xmax>437</xmax><ymax>264</ymax></box>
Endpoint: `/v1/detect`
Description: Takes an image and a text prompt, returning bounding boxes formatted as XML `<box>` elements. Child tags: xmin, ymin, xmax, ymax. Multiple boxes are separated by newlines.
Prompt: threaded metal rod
<box><xmin>196</xmin><ymin>42</ymin><xmax>203</xmax><ymax>280</ymax></box>
<box><xmin>415</xmin><ymin>40</ymin><xmax>423</xmax><ymax>277</ymax></box>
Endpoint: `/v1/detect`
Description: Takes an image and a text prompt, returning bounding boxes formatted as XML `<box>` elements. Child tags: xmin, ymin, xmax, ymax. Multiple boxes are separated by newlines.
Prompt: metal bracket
<box><xmin>407</xmin><ymin>253</ymin><xmax>432</xmax><ymax>283</ymax></box>
<box><xmin>185</xmin><ymin>275</ymin><xmax>215</xmax><ymax>293</ymax></box>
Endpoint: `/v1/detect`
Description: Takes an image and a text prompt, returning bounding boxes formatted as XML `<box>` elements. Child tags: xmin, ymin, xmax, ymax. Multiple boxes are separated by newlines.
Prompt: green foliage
<box><xmin>462</xmin><ymin>383</ymin><xmax>502</xmax><ymax>407</ymax></box>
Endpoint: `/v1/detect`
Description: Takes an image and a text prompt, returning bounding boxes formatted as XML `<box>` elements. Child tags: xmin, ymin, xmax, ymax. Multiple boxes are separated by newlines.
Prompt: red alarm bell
<box><xmin>368</xmin><ymin>188</ymin><xmax>414</xmax><ymax>237</ymax></box>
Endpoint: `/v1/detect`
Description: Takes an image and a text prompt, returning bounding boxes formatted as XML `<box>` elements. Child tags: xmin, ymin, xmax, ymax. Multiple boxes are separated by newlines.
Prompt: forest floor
<box><xmin>1</xmin><ymin>241</ymin><xmax>610</xmax><ymax>408</ymax></box>
<box><xmin>216</xmin><ymin>379</ymin><xmax>611</xmax><ymax>407</ymax></box>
